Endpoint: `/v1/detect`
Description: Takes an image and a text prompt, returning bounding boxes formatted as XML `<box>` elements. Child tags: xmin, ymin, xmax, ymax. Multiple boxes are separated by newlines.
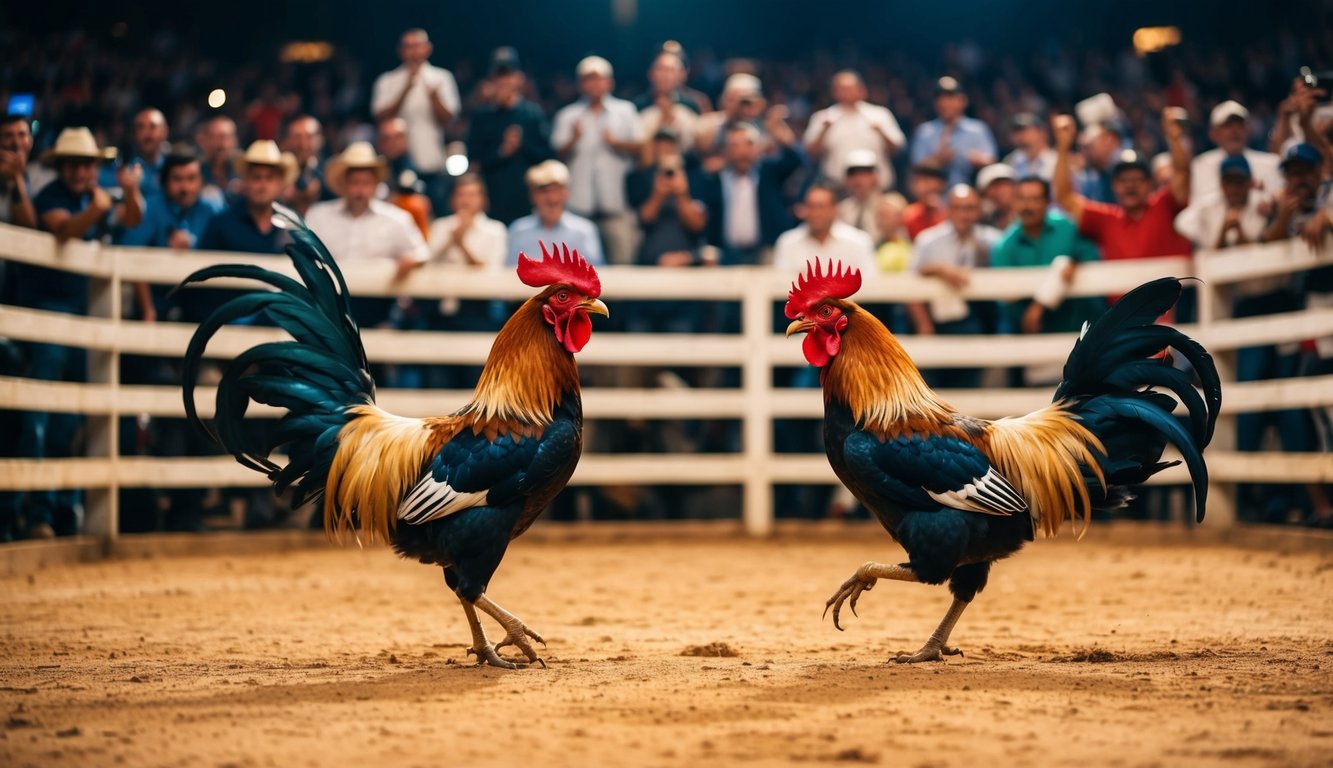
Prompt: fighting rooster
<box><xmin>180</xmin><ymin>210</ymin><xmax>607</xmax><ymax>669</ymax></box>
<box><xmin>784</xmin><ymin>259</ymin><xmax>1219</xmax><ymax>663</ymax></box>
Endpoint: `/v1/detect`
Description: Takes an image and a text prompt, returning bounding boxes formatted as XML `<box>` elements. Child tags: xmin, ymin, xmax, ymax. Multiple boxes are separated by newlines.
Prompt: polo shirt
<box><xmin>1077</xmin><ymin>188</ymin><xmax>1192</xmax><ymax>262</ymax></box>
<box><xmin>991</xmin><ymin>212</ymin><xmax>1105</xmax><ymax>333</ymax></box>
<box><xmin>304</xmin><ymin>199</ymin><xmax>429</xmax><ymax>266</ymax></box>
<box><xmin>909</xmin><ymin>117</ymin><xmax>997</xmax><ymax>187</ymax></box>
<box><xmin>506</xmin><ymin>211</ymin><xmax>604</xmax><ymax>266</ymax></box>
<box><xmin>125</xmin><ymin>196</ymin><xmax>224</xmax><ymax>248</ymax></box>
<box><xmin>772</xmin><ymin>221</ymin><xmax>876</xmax><ymax>274</ymax></box>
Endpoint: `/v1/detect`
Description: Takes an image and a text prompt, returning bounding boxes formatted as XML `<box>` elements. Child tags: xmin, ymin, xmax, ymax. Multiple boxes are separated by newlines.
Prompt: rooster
<box><xmin>784</xmin><ymin>259</ymin><xmax>1219</xmax><ymax>663</ymax></box>
<box><xmin>179</xmin><ymin>210</ymin><xmax>607</xmax><ymax>669</ymax></box>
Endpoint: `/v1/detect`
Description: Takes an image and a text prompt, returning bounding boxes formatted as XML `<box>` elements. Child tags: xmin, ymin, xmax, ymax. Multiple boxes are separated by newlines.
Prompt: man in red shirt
<box><xmin>902</xmin><ymin>162</ymin><xmax>948</xmax><ymax>240</ymax></box>
<box><xmin>1052</xmin><ymin>108</ymin><xmax>1192</xmax><ymax>265</ymax></box>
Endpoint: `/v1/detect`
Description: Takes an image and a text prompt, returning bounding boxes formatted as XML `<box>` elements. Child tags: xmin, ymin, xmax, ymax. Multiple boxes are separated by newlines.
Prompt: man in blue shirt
<box><xmin>507</xmin><ymin>159</ymin><xmax>603</xmax><ymax>265</ymax></box>
<box><xmin>197</xmin><ymin>140</ymin><xmax>294</xmax><ymax>257</ymax></box>
<box><xmin>130</xmin><ymin>150</ymin><xmax>224</xmax><ymax>321</ymax></box>
<box><xmin>909</xmin><ymin>77</ymin><xmax>997</xmax><ymax>187</ymax></box>
<box><xmin>102</xmin><ymin>108</ymin><xmax>169</xmax><ymax>243</ymax></box>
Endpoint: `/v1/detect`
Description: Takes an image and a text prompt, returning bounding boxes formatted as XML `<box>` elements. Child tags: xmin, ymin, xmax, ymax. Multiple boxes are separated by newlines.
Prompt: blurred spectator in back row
<box><xmin>837</xmin><ymin>149</ymin><xmax>890</xmax><ymax>242</ymax></box>
<box><xmin>910</xmin><ymin>77</ymin><xmax>996</xmax><ymax>187</ymax></box>
<box><xmin>468</xmin><ymin>47</ymin><xmax>553</xmax><ymax>226</ymax></box>
<box><xmin>1192</xmin><ymin>100</ymin><xmax>1283</xmax><ymax>205</ymax></box>
<box><xmin>902</xmin><ymin>163</ymin><xmax>947</xmax><ymax>240</ymax></box>
<box><xmin>0</xmin><ymin>115</ymin><xmax>36</xmax><ymax>229</ymax></box>
<box><xmin>805</xmin><ymin>70</ymin><xmax>905</xmax><ymax>190</ymax></box>
<box><xmin>773</xmin><ymin>182</ymin><xmax>875</xmax><ymax>273</ymax></box>
<box><xmin>627</xmin><ymin>127</ymin><xmax>706</xmax><ymax>269</ymax></box>
<box><xmin>372</xmin><ymin>29</ymin><xmax>460</xmax><ymax>214</ymax></box>
<box><xmin>1003</xmin><ymin>112</ymin><xmax>1056</xmax><ymax>181</ymax></box>
<box><xmin>196</xmin><ymin>115</ymin><xmax>239</xmax><ymax>207</ymax></box>
<box><xmin>507</xmin><ymin>159</ymin><xmax>603</xmax><ymax>266</ymax></box>
<box><xmin>282</xmin><ymin>115</ymin><xmax>329</xmax><ymax>216</ymax></box>
<box><xmin>696</xmin><ymin>121</ymin><xmax>803</xmax><ymax>266</ymax></box>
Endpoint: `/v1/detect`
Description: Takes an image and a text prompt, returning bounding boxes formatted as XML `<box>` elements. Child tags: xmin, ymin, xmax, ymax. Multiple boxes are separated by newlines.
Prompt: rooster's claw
<box><xmin>823</xmin><ymin>568</ymin><xmax>878</xmax><ymax>631</ymax></box>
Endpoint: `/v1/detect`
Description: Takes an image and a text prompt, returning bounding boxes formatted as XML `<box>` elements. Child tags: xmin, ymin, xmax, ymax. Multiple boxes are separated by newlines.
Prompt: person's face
<box><xmin>844</xmin><ymin>168</ymin><xmax>877</xmax><ymax>198</ymax></box>
<box><xmin>59</xmin><ymin>159</ymin><xmax>98</xmax><ymax>194</ymax></box>
<box><xmin>725</xmin><ymin>130</ymin><xmax>759</xmax><ymax>170</ymax></box>
<box><xmin>243</xmin><ymin>164</ymin><xmax>284</xmax><ymax>207</ymax></box>
<box><xmin>832</xmin><ymin>74</ymin><xmax>864</xmax><ymax>105</ymax></box>
<box><xmin>651</xmin><ymin>136</ymin><xmax>679</xmax><ymax>164</ymax></box>
<box><xmin>1111</xmin><ymin>168</ymin><xmax>1150</xmax><ymax>209</ymax></box>
<box><xmin>286</xmin><ymin>119</ymin><xmax>322</xmax><ymax>160</ymax></box>
<box><xmin>985</xmin><ymin>178</ymin><xmax>1016</xmax><ymax>211</ymax></box>
<box><xmin>491</xmin><ymin>71</ymin><xmax>525</xmax><ymax>105</ymax></box>
<box><xmin>342</xmin><ymin>168</ymin><xmax>377</xmax><ymax>208</ymax></box>
<box><xmin>1210</xmin><ymin>119</ymin><xmax>1248</xmax><ymax>155</ymax></box>
<box><xmin>204</xmin><ymin>119</ymin><xmax>237</xmax><ymax>161</ymax></box>
<box><xmin>649</xmin><ymin>55</ymin><xmax>683</xmax><ymax>94</ymax></box>
<box><xmin>451</xmin><ymin>181</ymin><xmax>486</xmax><ymax>215</ymax></box>
<box><xmin>377</xmin><ymin>120</ymin><xmax>409</xmax><ymax>159</ymax></box>
<box><xmin>400</xmin><ymin>33</ymin><xmax>432</xmax><ymax>66</ymax></box>
<box><xmin>935</xmin><ymin>92</ymin><xmax>966</xmax><ymax>121</ymax></box>
<box><xmin>1015</xmin><ymin>180</ymin><xmax>1049</xmax><ymax>229</ymax></box>
<box><xmin>947</xmin><ymin>189</ymin><xmax>981</xmax><ymax>230</ymax></box>
<box><xmin>873</xmin><ymin>200</ymin><xmax>903</xmax><ymax>237</ymax></box>
<box><xmin>165</xmin><ymin>161</ymin><xmax>203</xmax><ymax>208</ymax></box>
<box><xmin>134</xmin><ymin>110</ymin><xmax>168</xmax><ymax>158</ymax></box>
<box><xmin>803</xmin><ymin>188</ymin><xmax>838</xmax><ymax>234</ymax></box>
<box><xmin>1153</xmin><ymin>162</ymin><xmax>1173</xmax><ymax>190</ymax></box>
<box><xmin>910</xmin><ymin>174</ymin><xmax>945</xmax><ymax>205</ymax></box>
<box><xmin>579</xmin><ymin>72</ymin><xmax>612</xmax><ymax>100</ymax></box>
<box><xmin>1220</xmin><ymin>174</ymin><xmax>1251</xmax><ymax>208</ymax></box>
<box><xmin>531</xmin><ymin>183</ymin><xmax>568</xmax><ymax>218</ymax></box>
<box><xmin>1283</xmin><ymin>161</ymin><xmax>1319</xmax><ymax>202</ymax></box>
<box><xmin>0</xmin><ymin>120</ymin><xmax>34</xmax><ymax>161</ymax></box>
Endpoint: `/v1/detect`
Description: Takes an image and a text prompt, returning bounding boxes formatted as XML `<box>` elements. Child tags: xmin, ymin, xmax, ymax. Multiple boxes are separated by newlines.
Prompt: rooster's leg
<box><xmin>474</xmin><ymin>594</ymin><xmax>547</xmax><ymax>668</ymax></box>
<box><xmin>456</xmin><ymin>598</ymin><xmax>524</xmax><ymax>670</ymax></box>
<box><xmin>824</xmin><ymin>561</ymin><xmax>918</xmax><ymax>630</ymax></box>
<box><xmin>893</xmin><ymin>597</ymin><xmax>969</xmax><ymax>664</ymax></box>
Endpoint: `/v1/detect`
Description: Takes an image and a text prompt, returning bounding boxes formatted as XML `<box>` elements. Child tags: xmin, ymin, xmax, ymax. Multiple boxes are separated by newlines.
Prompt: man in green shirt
<box><xmin>991</xmin><ymin>176</ymin><xmax>1105</xmax><ymax>335</ymax></box>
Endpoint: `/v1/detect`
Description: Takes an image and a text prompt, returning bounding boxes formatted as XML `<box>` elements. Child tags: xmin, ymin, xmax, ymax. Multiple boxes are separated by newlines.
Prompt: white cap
<box><xmin>976</xmin><ymin>162</ymin><xmax>1017</xmax><ymax>191</ymax></box>
<box><xmin>525</xmin><ymin>159</ymin><xmax>570</xmax><ymax>188</ymax></box>
<box><xmin>1151</xmin><ymin>152</ymin><xmax>1173</xmax><ymax>175</ymax></box>
<box><xmin>1075</xmin><ymin>92</ymin><xmax>1118</xmax><ymax>128</ymax></box>
<box><xmin>576</xmin><ymin>55</ymin><xmax>613</xmax><ymax>78</ymax></box>
<box><xmin>1209</xmin><ymin>100</ymin><xmax>1249</xmax><ymax>127</ymax></box>
<box><xmin>843</xmin><ymin>148</ymin><xmax>879</xmax><ymax>172</ymax></box>
<box><xmin>722</xmin><ymin>73</ymin><xmax>762</xmax><ymax>97</ymax></box>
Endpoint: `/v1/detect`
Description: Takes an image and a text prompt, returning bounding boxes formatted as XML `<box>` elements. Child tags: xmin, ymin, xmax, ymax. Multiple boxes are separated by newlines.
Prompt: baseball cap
<box><xmin>576</xmin><ymin>55</ymin><xmax>613</xmax><ymax>78</ymax></box>
<box><xmin>1209</xmin><ymin>100</ymin><xmax>1249</xmax><ymax>127</ymax></box>
<box><xmin>1280</xmin><ymin>142</ymin><xmax>1322</xmax><ymax>170</ymax></box>
<box><xmin>976</xmin><ymin>163</ymin><xmax>1017</xmax><ymax>191</ymax></box>
<box><xmin>844</xmin><ymin>148</ymin><xmax>878</xmax><ymax>173</ymax></box>
<box><xmin>490</xmin><ymin>46</ymin><xmax>522</xmax><ymax>76</ymax></box>
<box><xmin>723</xmin><ymin>73</ymin><xmax>762</xmax><ymax>98</ymax></box>
<box><xmin>1010</xmin><ymin>112</ymin><xmax>1041</xmax><ymax>132</ymax></box>
<box><xmin>935</xmin><ymin>76</ymin><xmax>962</xmax><ymax>95</ymax></box>
<box><xmin>1219</xmin><ymin>155</ymin><xmax>1252</xmax><ymax>178</ymax></box>
<box><xmin>1110</xmin><ymin>149</ymin><xmax>1150</xmax><ymax>177</ymax></box>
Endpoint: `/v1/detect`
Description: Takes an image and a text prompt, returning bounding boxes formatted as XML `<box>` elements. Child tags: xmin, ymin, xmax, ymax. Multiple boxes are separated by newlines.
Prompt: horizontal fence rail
<box><xmin>1</xmin><ymin>223</ymin><xmax>1331</xmax><ymax>542</ymax></box>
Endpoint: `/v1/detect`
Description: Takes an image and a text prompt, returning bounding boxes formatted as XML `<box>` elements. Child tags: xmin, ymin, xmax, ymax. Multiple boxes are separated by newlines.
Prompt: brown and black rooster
<box><xmin>784</xmin><ymin>259</ymin><xmax>1219</xmax><ymax>663</ymax></box>
<box><xmin>180</xmin><ymin>210</ymin><xmax>607</xmax><ymax>668</ymax></box>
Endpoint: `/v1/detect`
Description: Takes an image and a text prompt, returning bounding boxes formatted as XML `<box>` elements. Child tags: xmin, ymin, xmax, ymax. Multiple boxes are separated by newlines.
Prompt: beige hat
<box><xmin>976</xmin><ymin>162</ymin><xmax>1017</xmax><ymax>191</ymax></box>
<box><xmin>722</xmin><ymin>73</ymin><xmax>762</xmax><ymax>97</ymax></box>
<box><xmin>525</xmin><ymin>159</ymin><xmax>570</xmax><ymax>188</ymax></box>
<box><xmin>233</xmin><ymin>140</ymin><xmax>299</xmax><ymax>187</ymax></box>
<box><xmin>40</xmin><ymin>127</ymin><xmax>117</xmax><ymax>165</ymax></box>
<box><xmin>1210</xmin><ymin>100</ymin><xmax>1249</xmax><ymax>127</ymax></box>
<box><xmin>576</xmin><ymin>55</ymin><xmax>613</xmax><ymax>78</ymax></box>
<box><xmin>324</xmin><ymin>141</ymin><xmax>388</xmax><ymax>196</ymax></box>
<box><xmin>844</xmin><ymin>148</ymin><xmax>879</xmax><ymax>172</ymax></box>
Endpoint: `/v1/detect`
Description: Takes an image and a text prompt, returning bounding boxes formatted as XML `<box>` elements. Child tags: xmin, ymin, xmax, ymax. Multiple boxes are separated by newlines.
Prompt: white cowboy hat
<box><xmin>232</xmin><ymin>140</ymin><xmax>299</xmax><ymax>187</ymax></box>
<box><xmin>40</xmin><ymin>127</ymin><xmax>118</xmax><ymax>165</ymax></box>
<box><xmin>525</xmin><ymin>159</ymin><xmax>570</xmax><ymax>188</ymax></box>
<box><xmin>324</xmin><ymin>141</ymin><xmax>388</xmax><ymax>196</ymax></box>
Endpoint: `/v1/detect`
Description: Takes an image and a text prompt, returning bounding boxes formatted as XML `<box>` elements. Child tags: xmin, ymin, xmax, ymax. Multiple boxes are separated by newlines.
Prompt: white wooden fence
<box><xmin>1</xmin><ymin>222</ymin><xmax>1331</xmax><ymax>541</ymax></box>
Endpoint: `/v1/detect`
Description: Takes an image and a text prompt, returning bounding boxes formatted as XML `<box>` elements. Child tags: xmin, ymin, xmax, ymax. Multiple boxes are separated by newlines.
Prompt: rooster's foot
<box><xmin>467</xmin><ymin>644</ymin><xmax>531</xmax><ymax>670</ymax></box>
<box><xmin>892</xmin><ymin>640</ymin><xmax>963</xmax><ymax>664</ymax></box>
<box><xmin>495</xmin><ymin>623</ymin><xmax>548</xmax><ymax>668</ymax></box>
<box><xmin>823</xmin><ymin>566</ymin><xmax>879</xmax><ymax>631</ymax></box>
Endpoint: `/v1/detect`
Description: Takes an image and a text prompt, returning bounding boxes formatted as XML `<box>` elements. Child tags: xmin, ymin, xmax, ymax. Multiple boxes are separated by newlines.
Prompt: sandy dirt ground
<box><xmin>2</xmin><ymin>528</ymin><xmax>1332</xmax><ymax>768</ymax></box>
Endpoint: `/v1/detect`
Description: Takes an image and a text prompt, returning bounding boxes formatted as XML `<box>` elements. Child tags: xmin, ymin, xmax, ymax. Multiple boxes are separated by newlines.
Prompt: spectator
<box><xmin>804</xmin><ymin>70</ymin><xmax>906</xmax><ymax>190</ymax></box>
<box><xmin>143</xmin><ymin>150</ymin><xmax>223</xmax><ymax>252</ymax></box>
<box><xmin>872</xmin><ymin>193</ymin><xmax>913</xmax><ymax>275</ymax></box>
<box><xmin>773</xmin><ymin>182</ymin><xmax>875</xmax><ymax>273</ymax></box>
<box><xmin>196</xmin><ymin>115</ymin><xmax>239</xmax><ymax>207</ymax></box>
<box><xmin>197</xmin><ymin>140</ymin><xmax>295</xmax><ymax>256</ymax></box>
<box><xmin>1151</xmin><ymin>152</ymin><xmax>1174</xmax><ymax>192</ymax></box>
<box><xmin>836</xmin><ymin>149</ymin><xmax>889</xmax><ymax>242</ymax></box>
<box><xmin>1175</xmin><ymin>156</ymin><xmax>1267</xmax><ymax>249</ymax></box>
<box><xmin>0</xmin><ymin>114</ymin><xmax>37</xmax><ymax>229</ymax></box>
<box><xmin>507</xmin><ymin>159</ymin><xmax>603</xmax><ymax>265</ymax></box>
<box><xmin>695</xmin><ymin>122</ymin><xmax>804</xmax><ymax>265</ymax></box>
<box><xmin>112</xmin><ymin>108</ymin><xmax>171</xmax><ymax>320</ymax></box>
<box><xmin>245</xmin><ymin>82</ymin><xmax>289</xmax><ymax>142</ymax></box>
<box><xmin>1003</xmin><ymin>112</ymin><xmax>1056</xmax><ymax>181</ymax></box>
<box><xmin>429</xmin><ymin>173</ymin><xmax>507</xmax><ymax>272</ymax></box>
<box><xmin>1192</xmin><ymin>100</ymin><xmax>1283</xmax><ymax>205</ymax></box>
<box><xmin>371</xmin><ymin>29</ymin><xmax>461</xmax><ymax>213</ymax></box>
<box><xmin>13</xmin><ymin>127</ymin><xmax>144</xmax><ymax>539</ymax></box>
<box><xmin>552</xmin><ymin>55</ymin><xmax>643</xmax><ymax>265</ymax></box>
<box><xmin>694</xmin><ymin>73</ymin><xmax>768</xmax><ymax>164</ymax></box>
<box><xmin>990</xmin><ymin>176</ymin><xmax>1103</xmax><ymax>343</ymax></box>
<box><xmin>907</xmin><ymin>184</ymin><xmax>1001</xmax><ymax>389</ymax></box>
<box><xmin>1053</xmin><ymin>111</ymin><xmax>1192</xmax><ymax>271</ymax></box>
<box><xmin>977</xmin><ymin>162</ymin><xmax>1018</xmax><ymax>230</ymax></box>
<box><xmin>626</xmin><ymin>128</ymin><xmax>707</xmax><ymax>268</ymax></box>
<box><xmin>467</xmin><ymin>47</ymin><xmax>553</xmax><ymax>226</ymax></box>
<box><xmin>1075</xmin><ymin>123</ymin><xmax>1123</xmax><ymax>204</ymax></box>
<box><xmin>637</xmin><ymin>51</ymin><xmax>701</xmax><ymax>150</ymax></box>
<box><xmin>305</xmin><ymin>141</ymin><xmax>429</xmax><ymax>328</ymax></box>
<box><xmin>909</xmin><ymin>76</ymin><xmax>997</xmax><ymax>187</ymax></box>
<box><xmin>902</xmin><ymin>163</ymin><xmax>948</xmax><ymax>240</ymax></box>
<box><xmin>281</xmin><ymin>115</ymin><xmax>329</xmax><ymax>216</ymax></box>
<box><xmin>1263</xmin><ymin>143</ymin><xmax>1327</xmax><ymax>244</ymax></box>
<box><xmin>377</xmin><ymin>117</ymin><xmax>417</xmax><ymax>187</ymax></box>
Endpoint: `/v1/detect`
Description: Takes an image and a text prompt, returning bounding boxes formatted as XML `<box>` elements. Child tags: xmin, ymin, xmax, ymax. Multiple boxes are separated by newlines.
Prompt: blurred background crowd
<box><xmin>1</xmin><ymin>1</ymin><xmax>1330</xmax><ymax>539</ymax></box>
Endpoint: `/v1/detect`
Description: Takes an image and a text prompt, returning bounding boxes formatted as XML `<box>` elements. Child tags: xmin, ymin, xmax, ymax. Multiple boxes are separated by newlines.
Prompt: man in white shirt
<box><xmin>774</xmin><ymin>182</ymin><xmax>875</xmax><ymax>273</ymax></box>
<box><xmin>428</xmin><ymin>173</ymin><xmax>510</xmax><ymax>334</ymax></box>
<box><xmin>804</xmin><ymin>70</ymin><xmax>906</xmax><ymax>190</ymax></box>
<box><xmin>1175</xmin><ymin>155</ymin><xmax>1270</xmax><ymax>251</ymax></box>
<box><xmin>835</xmin><ymin>149</ymin><xmax>888</xmax><ymax>243</ymax></box>
<box><xmin>551</xmin><ymin>55</ymin><xmax>643</xmax><ymax>265</ymax></box>
<box><xmin>304</xmin><ymin>142</ymin><xmax>429</xmax><ymax>328</ymax></box>
<box><xmin>371</xmin><ymin>29</ymin><xmax>461</xmax><ymax>212</ymax></box>
<box><xmin>1191</xmin><ymin>100</ymin><xmax>1283</xmax><ymax>205</ymax></box>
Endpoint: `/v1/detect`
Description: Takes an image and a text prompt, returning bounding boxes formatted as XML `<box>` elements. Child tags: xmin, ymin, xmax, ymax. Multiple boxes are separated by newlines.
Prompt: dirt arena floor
<box><xmin>2</xmin><ymin>525</ymin><xmax>1331</xmax><ymax>768</ymax></box>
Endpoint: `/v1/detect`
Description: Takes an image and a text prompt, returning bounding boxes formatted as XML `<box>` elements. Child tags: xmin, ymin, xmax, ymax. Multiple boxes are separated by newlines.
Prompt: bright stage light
<box><xmin>207</xmin><ymin>89</ymin><xmax>227</xmax><ymax>109</ymax></box>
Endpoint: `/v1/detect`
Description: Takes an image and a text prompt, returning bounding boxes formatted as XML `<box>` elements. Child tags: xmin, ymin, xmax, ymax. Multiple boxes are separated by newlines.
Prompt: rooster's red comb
<box><xmin>785</xmin><ymin>258</ymin><xmax>862</xmax><ymax>319</ymax></box>
<box><xmin>516</xmin><ymin>241</ymin><xmax>601</xmax><ymax>297</ymax></box>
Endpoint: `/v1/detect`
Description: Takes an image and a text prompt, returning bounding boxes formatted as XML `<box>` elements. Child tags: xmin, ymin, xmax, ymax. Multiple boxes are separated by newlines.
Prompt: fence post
<box><xmin>83</xmin><ymin>242</ymin><xmax>120</xmax><ymax>544</ymax></box>
<box><xmin>1196</xmin><ymin>267</ymin><xmax>1237</xmax><ymax>526</ymax></box>
<box><xmin>741</xmin><ymin>269</ymin><xmax>774</xmax><ymax>536</ymax></box>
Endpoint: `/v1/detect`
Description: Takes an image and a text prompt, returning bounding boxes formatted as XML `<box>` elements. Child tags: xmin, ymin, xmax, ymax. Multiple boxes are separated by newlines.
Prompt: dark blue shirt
<box><xmin>128</xmin><ymin>196</ymin><xmax>225</xmax><ymax>248</ymax></box>
<box><xmin>197</xmin><ymin>202</ymin><xmax>289</xmax><ymax>255</ymax></box>
<box><xmin>24</xmin><ymin>179</ymin><xmax>110</xmax><ymax>308</ymax></box>
<box><xmin>102</xmin><ymin>154</ymin><xmax>165</xmax><ymax>246</ymax></box>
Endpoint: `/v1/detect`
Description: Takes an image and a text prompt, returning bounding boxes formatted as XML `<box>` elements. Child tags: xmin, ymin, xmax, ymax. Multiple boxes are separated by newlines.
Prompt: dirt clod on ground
<box><xmin>681</xmin><ymin>642</ymin><xmax>739</xmax><ymax>657</ymax></box>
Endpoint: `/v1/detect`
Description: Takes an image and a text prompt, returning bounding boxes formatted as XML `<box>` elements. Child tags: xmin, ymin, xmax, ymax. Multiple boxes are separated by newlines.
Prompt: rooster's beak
<box><xmin>582</xmin><ymin>298</ymin><xmax>610</xmax><ymax>318</ymax></box>
<box><xmin>786</xmin><ymin>318</ymin><xmax>814</xmax><ymax>337</ymax></box>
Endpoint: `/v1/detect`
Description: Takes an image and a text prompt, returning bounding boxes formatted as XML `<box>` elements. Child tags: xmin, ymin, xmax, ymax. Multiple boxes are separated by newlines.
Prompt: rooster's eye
<box><xmin>556</xmin><ymin>290</ymin><xmax>570</xmax><ymax>303</ymax></box>
<box><xmin>819</xmin><ymin>306</ymin><xmax>834</xmax><ymax>318</ymax></box>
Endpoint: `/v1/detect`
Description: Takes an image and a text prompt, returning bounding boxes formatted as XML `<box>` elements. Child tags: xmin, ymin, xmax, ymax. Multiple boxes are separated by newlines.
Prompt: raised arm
<box><xmin>1051</xmin><ymin>114</ymin><xmax>1085</xmax><ymax>225</ymax></box>
<box><xmin>1162</xmin><ymin>108</ymin><xmax>1191</xmax><ymax>206</ymax></box>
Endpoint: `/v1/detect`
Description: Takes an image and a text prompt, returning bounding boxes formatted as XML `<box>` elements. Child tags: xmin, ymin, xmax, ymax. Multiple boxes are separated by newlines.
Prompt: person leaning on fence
<box><xmin>507</xmin><ymin>159</ymin><xmax>603</xmax><ymax>267</ymax></box>
<box><xmin>5</xmin><ymin>127</ymin><xmax>144</xmax><ymax>540</ymax></box>
<box><xmin>0</xmin><ymin>114</ymin><xmax>38</xmax><ymax>231</ymax></box>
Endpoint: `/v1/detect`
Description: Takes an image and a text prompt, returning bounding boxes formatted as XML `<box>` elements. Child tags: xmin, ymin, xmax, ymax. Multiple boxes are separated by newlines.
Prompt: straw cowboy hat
<box><xmin>232</xmin><ymin>140</ymin><xmax>299</xmax><ymax>187</ymax></box>
<box><xmin>324</xmin><ymin>142</ymin><xmax>388</xmax><ymax>196</ymax></box>
<box><xmin>40</xmin><ymin>127</ymin><xmax>118</xmax><ymax>165</ymax></box>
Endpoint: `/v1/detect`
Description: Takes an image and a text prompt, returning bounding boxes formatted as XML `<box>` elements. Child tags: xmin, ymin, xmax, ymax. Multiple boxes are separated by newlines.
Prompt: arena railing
<box><xmin>0</xmin><ymin>222</ymin><xmax>1330</xmax><ymax>542</ymax></box>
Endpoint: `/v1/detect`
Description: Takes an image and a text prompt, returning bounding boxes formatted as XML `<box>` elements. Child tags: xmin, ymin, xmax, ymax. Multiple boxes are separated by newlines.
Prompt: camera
<box><xmin>662</xmin><ymin>167</ymin><xmax>676</xmax><ymax>178</ymax></box>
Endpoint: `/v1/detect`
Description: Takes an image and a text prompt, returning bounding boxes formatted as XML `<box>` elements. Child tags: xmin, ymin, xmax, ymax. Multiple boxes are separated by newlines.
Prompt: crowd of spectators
<box><xmin>1</xmin><ymin>25</ymin><xmax>1330</xmax><ymax>539</ymax></box>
